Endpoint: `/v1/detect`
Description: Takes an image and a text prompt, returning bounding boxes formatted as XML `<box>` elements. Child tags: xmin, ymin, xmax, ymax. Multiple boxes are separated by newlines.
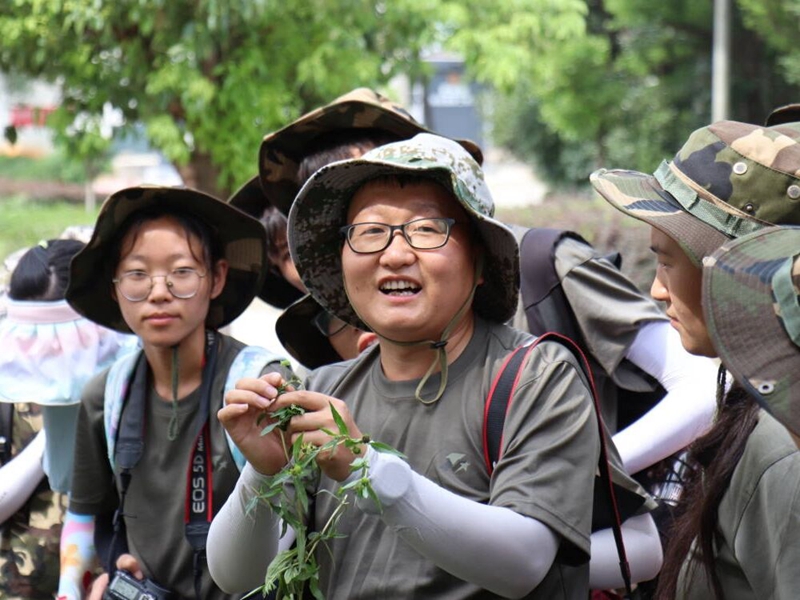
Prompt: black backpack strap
<box><xmin>0</xmin><ymin>402</ymin><xmax>13</xmax><ymax>466</ymax></box>
<box><xmin>484</xmin><ymin>333</ymin><xmax>633</xmax><ymax>595</ymax></box>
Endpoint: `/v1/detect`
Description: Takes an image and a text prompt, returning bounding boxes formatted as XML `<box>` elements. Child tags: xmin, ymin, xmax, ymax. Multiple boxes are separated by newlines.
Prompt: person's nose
<box><xmin>650</xmin><ymin>272</ymin><xmax>669</xmax><ymax>303</ymax></box>
<box><xmin>147</xmin><ymin>274</ymin><xmax>172</xmax><ymax>301</ymax></box>
<box><xmin>379</xmin><ymin>230</ymin><xmax>416</xmax><ymax>266</ymax></box>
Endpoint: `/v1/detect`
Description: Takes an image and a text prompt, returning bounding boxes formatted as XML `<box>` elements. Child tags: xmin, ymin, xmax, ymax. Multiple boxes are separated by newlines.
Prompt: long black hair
<box><xmin>655</xmin><ymin>368</ymin><xmax>760</xmax><ymax>600</ymax></box>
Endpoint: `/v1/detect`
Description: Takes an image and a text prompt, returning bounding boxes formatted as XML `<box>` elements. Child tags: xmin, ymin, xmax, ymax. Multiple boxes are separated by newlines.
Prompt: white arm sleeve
<box><xmin>589</xmin><ymin>513</ymin><xmax>663</xmax><ymax>589</ymax></box>
<box><xmin>613</xmin><ymin>321</ymin><xmax>718</xmax><ymax>474</ymax></box>
<box><xmin>0</xmin><ymin>429</ymin><xmax>46</xmax><ymax>523</ymax></box>
<box><xmin>354</xmin><ymin>447</ymin><xmax>559</xmax><ymax>599</ymax></box>
<box><xmin>206</xmin><ymin>463</ymin><xmax>283</xmax><ymax>594</ymax></box>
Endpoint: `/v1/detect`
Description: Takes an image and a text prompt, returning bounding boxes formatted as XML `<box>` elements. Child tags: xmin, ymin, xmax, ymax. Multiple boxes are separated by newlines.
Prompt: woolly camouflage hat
<box><xmin>67</xmin><ymin>185</ymin><xmax>267</xmax><ymax>333</ymax></box>
<box><xmin>703</xmin><ymin>226</ymin><xmax>800</xmax><ymax>437</ymax></box>
<box><xmin>227</xmin><ymin>176</ymin><xmax>303</xmax><ymax>309</ymax></box>
<box><xmin>288</xmin><ymin>133</ymin><xmax>518</xmax><ymax>331</ymax></box>
<box><xmin>590</xmin><ymin>121</ymin><xmax>800</xmax><ymax>265</ymax></box>
<box><xmin>258</xmin><ymin>87</ymin><xmax>483</xmax><ymax>216</ymax></box>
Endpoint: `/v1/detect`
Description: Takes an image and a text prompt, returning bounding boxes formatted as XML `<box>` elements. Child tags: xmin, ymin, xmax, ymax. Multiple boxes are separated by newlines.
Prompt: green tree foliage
<box><xmin>0</xmin><ymin>0</ymin><xmax>443</xmax><ymax>196</ymax></box>
<box><xmin>453</xmin><ymin>0</ymin><xmax>799</xmax><ymax>185</ymax></box>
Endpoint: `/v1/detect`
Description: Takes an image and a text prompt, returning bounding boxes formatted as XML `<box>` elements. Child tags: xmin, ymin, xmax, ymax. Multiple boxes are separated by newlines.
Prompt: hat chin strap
<box><xmin>344</xmin><ymin>254</ymin><xmax>484</xmax><ymax>405</ymax></box>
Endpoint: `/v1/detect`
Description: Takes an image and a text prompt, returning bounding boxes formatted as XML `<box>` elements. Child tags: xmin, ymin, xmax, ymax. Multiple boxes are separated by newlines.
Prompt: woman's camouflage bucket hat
<box><xmin>258</xmin><ymin>87</ymin><xmax>483</xmax><ymax>216</ymax></box>
<box><xmin>703</xmin><ymin>226</ymin><xmax>800</xmax><ymax>437</ymax></box>
<box><xmin>67</xmin><ymin>185</ymin><xmax>267</xmax><ymax>333</ymax></box>
<box><xmin>288</xmin><ymin>133</ymin><xmax>519</xmax><ymax>329</ymax></box>
<box><xmin>590</xmin><ymin>121</ymin><xmax>800</xmax><ymax>265</ymax></box>
<box><xmin>227</xmin><ymin>176</ymin><xmax>303</xmax><ymax>309</ymax></box>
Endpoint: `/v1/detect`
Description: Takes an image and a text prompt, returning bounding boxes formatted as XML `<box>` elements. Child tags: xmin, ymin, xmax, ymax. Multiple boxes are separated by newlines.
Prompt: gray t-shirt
<box><xmin>676</xmin><ymin>411</ymin><xmax>800</xmax><ymax>599</ymax></box>
<box><xmin>304</xmin><ymin>317</ymin><xmax>600</xmax><ymax>599</ymax></box>
<box><xmin>70</xmin><ymin>333</ymin><xmax>288</xmax><ymax>600</ymax></box>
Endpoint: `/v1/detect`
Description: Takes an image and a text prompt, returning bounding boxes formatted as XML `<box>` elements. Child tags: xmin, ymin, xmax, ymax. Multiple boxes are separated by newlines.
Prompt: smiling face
<box><xmin>649</xmin><ymin>227</ymin><xmax>716</xmax><ymax>357</ymax></box>
<box><xmin>341</xmin><ymin>178</ymin><xmax>480</xmax><ymax>343</ymax></box>
<box><xmin>113</xmin><ymin>215</ymin><xmax>228</xmax><ymax>350</ymax></box>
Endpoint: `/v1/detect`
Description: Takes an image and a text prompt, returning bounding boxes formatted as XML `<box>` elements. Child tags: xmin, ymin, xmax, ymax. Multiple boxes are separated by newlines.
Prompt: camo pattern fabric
<box><xmin>65</xmin><ymin>185</ymin><xmax>267</xmax><ymax>333</ymax></box>
<box><xmin>257</xmin><ymin>87</ymin><xmax>482</xmax><ymax>216</ymax></box>
<box><xmin>703</xmin><ymin>226</ymin><xmax>800</xmax><ymax>438</ymax></box>
<box><xmin>0</xmin><ymin>403</ymin><xmax>67</xmax><ymax>600</ymax></box>
<box><xmin>590</xmin><ymin>120</ymin><xmax>800</xmax><ymax>264</ymax></box>
<box><xmin>288</xmin><ymin>132</ymin><xmax>519</xmax><ymax>329</ymax></box>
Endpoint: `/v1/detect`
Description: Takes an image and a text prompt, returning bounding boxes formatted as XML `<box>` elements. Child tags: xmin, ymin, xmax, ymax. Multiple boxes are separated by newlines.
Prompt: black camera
<box><xmin>102</xmin><ymin>570</ymin><xmax>176</xmax><ymax>600</ymax></box>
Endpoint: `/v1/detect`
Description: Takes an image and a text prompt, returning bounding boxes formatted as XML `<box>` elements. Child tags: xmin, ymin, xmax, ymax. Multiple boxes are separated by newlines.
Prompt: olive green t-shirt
<box><xmin>304</xmin><ymin>318</ymin><xmax>600</xmax><ymax>599</ymax></box>
<box><xmin>676</xmin><ymin>411</ymin><xmax>800</xmax><ymax>599</ymax></box>
<box><xmin>70</xmin><ymin>333</ymin><xmax>289</xmax><ymax>599</ymax></box>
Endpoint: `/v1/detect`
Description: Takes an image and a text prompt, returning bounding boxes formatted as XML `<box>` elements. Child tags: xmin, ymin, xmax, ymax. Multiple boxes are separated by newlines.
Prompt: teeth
<box><xmin>381</xmin><ymin>280</ymin><xmax>417</xmax><ymax>291</ymax></box>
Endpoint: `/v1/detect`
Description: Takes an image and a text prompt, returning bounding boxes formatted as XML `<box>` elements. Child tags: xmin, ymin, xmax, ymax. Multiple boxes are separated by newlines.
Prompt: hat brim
<box><xmin>288</xmin><ymin>158</ymin><xmax>519</xmax><ymax>330</ymax></box>
<box><xmin>67</xmin><ymin>186</ymin><xmax>267</xmax><ymax>333</ymax></box>
<box><xmin>259</xmin><ymin>93</ymin><xmax>483</xmax><ymax>216</ymax></box>
<box><xmin>275</xmin><ymin>294</ymin><xmax>342</xmax><ymax>369</ymax></box>
<box><xmin>703</xmin><ymin>226</ymin><xmax>800</xmax><ymax>437</ymax></box>
<box><xmin>590</xmin><ymin>168</ymin><xmax>731</xmax><ymax>265</ymax></box>
<box><xmin>228</xmin><ymin>176</ymin><xmax>304</xmax><ymax>309</ymax></box>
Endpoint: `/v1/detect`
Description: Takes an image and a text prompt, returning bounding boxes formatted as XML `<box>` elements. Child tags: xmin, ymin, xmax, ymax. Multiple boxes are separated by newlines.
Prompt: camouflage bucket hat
<box><xmin>703</xmin><ymin>226</ymin><xmax>800</xmax><ymax>437</ymax></box>
<box><xmin>228</xmin><ymin>176</ymin><xmax>304</xmax><ymax>309</ymax></box>
<box><xmin>275</xmin><ymin>294</ymin><xmax>342</xmax><ymax>369</ymax></box>
<box><xmin>590</xmin><ymin>121</ymin><xmax>800</xmax><ymax>265</ymax></box>
<box><xmin>288</xmin><ymin>133</ymin><xmax>519</xmax><ymax>329</ymax></box>
<box><xmin>259</xmin><ymin>87</ymin><xmax>483</xmax><ymax>216</ymax></box>
<box><xmin>67</xmin><ymin>185</ymin><xmax>267</xmax><ymax>333</ymax></box>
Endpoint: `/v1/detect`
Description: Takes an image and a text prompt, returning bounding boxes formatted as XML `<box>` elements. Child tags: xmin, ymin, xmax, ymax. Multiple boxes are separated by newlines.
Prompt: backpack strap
<box><xmin>0</xmin><ymin>402</ymin><xmax>13</xmax><ymax>466</ymax></box>
<box><xmin>104</xmin><ymin>350</ymin><xmax>141</xmax><ymax>470</ymax></box>
<box><xmin>484</xmin><ymin>332</ymin><xmax>633</xmax><ymax>595</ymax></box>
<box><xmin>223</xmin><ymin>345</ymin><xmax>286</xmax><ymax>472</ymax></box>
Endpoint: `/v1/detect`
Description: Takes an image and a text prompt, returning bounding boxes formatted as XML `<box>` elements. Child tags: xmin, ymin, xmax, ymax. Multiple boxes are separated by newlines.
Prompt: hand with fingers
<box><xmin>217</xmin><ymin>372</ymin><xmax>295</xmax><ymax>475</ymax></box>
<box><xmin>271</xmin><ymin>390</ymin><xmax>365</xmax><ymax>482</ymax></box>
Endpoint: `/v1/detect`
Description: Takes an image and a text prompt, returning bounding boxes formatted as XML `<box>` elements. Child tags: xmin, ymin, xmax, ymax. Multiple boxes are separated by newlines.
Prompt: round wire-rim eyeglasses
<box><xmin>112</xmin><ymin>268</ymin><xmax>207</xmax><ymax>302</ymax></box>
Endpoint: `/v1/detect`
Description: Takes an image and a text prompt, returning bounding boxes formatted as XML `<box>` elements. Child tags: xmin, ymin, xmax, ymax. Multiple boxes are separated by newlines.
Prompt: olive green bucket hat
<box><xmin>258</xmin><ymin>87</ymin><xmax>483</xmax><ymax>216</ymax></box>
<box><xmin>227</xmin><ymin>176</ymin><xmax>304</xmax><ymax>309</ymax></box>
<box><xmin>67</xmin><ymin>185</ymin><xmax>267</xmax><ymax>333</ymax></box>
<box><xmin>703</xmin><ymin>226</ymin><xmax>800</xmax><ymax>437</ymax></box>
<box><xmin>590</xmin><ymin>121</ymin><xmax>800</xmax><ymax>265</ymax></box>
<box><xmin>288</xmin><ymin>132</ymin><xmax>519</xmax><ymax>331</ymax></box>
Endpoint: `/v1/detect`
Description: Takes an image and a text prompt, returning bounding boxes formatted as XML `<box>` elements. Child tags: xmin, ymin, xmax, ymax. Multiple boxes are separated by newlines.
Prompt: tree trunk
<box><xmin>176</xmin><ymin>151</ymin><xmax>227</xmax><ymax>198</ymax></box>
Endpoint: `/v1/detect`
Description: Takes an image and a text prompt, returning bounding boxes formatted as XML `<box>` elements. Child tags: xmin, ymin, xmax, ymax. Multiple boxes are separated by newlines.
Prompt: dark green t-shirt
<box><xmin>70</xmin><ymin>332</ymin><xmax>289</xmax><ymax>599</ymax></box>
<box><xmin>304</xmin><ymin>318</ymin><xmax>600</xmax><ymax>600</ymax></box>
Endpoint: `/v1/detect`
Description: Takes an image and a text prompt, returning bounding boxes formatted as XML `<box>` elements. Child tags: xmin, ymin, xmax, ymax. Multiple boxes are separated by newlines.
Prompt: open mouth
<box><xmin>380</xmin><ymin>280</ymin><xmax>421</xmax><ymax>296</ymax></box>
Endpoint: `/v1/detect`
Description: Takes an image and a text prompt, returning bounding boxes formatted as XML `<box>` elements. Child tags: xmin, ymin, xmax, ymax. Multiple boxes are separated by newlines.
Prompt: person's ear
<box><xmin>210</xmin><ymin>259</ymin><xmax>229</xmax><ymax>300</ymax></box>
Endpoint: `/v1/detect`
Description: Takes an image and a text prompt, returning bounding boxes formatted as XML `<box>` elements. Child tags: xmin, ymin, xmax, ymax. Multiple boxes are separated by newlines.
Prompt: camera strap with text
<box><xmin>111</xmin><ymin>330</ymin><xmax>219</xmax><ymax>599</ymax></box>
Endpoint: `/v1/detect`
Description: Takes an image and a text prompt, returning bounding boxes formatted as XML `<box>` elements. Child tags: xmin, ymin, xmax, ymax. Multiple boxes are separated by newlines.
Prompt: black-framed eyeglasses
<box><xmin>340</xmin><ymin>217</ymin><xmax>457</xmax><ymax>254</ymax></box>
<box><xmin>312</xmin><ymin>310</ymin><xmax>348</xmax><ymax>337</ymax></box>
<box><xmin>113</xmin><ymin>268</ymin><xmax>207</xmax><ymax>302</ymax></box>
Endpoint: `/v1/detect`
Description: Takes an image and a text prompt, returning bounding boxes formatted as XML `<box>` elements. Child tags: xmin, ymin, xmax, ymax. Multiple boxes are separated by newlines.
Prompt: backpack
<box><xmin>518</xmin><ymin>227</ymin><xmax>666</xmax><ymax>436</ymax></box>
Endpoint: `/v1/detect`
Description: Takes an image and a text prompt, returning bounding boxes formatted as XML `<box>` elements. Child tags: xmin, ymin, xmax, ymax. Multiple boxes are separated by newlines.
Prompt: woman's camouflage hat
<box><xmin>67</xmin><ymin>185</ymin><xmax>267</xmax><ymax>333</ymax></box>
<box><xmin>227</xmin><ymin>176</ymin><xmax>303</xmax><ymax>309</ymax></box>
<box><xmin>591</xmin><ymin>121</ymin><xmax>800</xmax><ymax>265</ymax></box>
<box><xmin>288</xmin><ymin>133</ymin><xmax>519</xmax><ymax>329</ymax></box>
<box><xmin>258</xmin><ymin>87</ymin><xmax>483</xmax><ymax>216</ymax></box>
<box><xmin>703</xmin><ymin>226</ymin><xmax>800</xmax><ymax>437</ymax></box>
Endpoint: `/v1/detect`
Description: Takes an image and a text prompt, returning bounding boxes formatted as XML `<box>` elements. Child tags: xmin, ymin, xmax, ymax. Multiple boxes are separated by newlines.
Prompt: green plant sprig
<box><xmin>247</xmin><ymin>397</ymin><xmax>405</xmax><ymax>600</ymax></box>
